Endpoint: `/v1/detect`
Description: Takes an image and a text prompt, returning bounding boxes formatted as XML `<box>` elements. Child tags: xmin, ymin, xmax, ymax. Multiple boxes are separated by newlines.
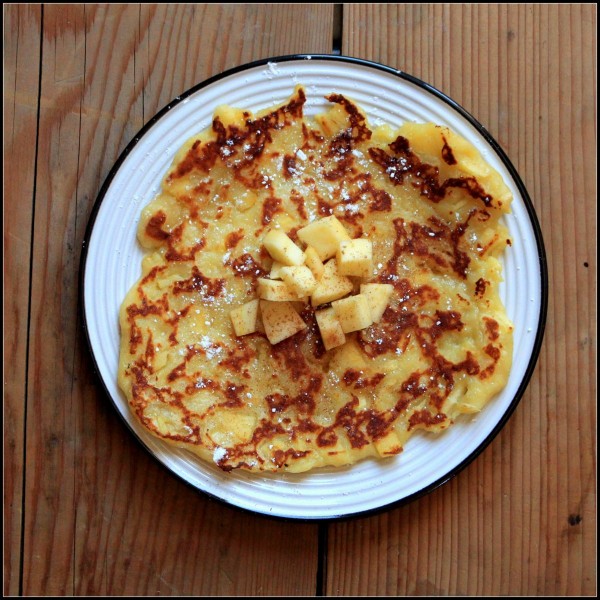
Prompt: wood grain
<box><xmin>4</xmin><ymin>3</ymin><xmax>595</xmax><ymax>597</ymax></box>
<box><xmin>14</xmin><ymin>4</ymin><xmax>333</xmax><ymax>596</ymax></box>
<box><xmin>328</xmin><ymin>3</ymin><xmax>597</xmax><ymax>596</ymax></box>
<box><xmin>3</xmin><ymin>5</ymin><xmax>42</xmax><ymax>595</ymax></box>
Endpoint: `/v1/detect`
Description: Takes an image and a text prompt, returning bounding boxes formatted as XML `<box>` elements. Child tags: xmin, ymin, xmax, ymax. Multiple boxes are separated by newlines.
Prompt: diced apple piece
<box><xmin>257</xmin><ymin>278</ymin><xmax>302</xmax><ymax>301</ymax></box>
<box><xmin>279</xmin><ymin>265</ymin><xmax>318</xmax><ymax>296</ymax></box>
<box><xmin>310</xmin><ymin>259</ymin><xmax>354</xmax><ymax>307</ymax></box>
<box><xmin>331</xmin><ymin>293</ymin><xmax>373</xmax><ymax>333</ymax></box>
<box><xmin>336</xmin><ymin>238</ymin><xmax>373</xmax><ymax>278</ymax></box>
<box><xmin>303</xmin><ymin>246</ymin><xmax>325</xmax><ymax>280</ymax></box>
<box><xmin>315</xmin><ymin>307</ymin><xmax>346</xmax><ymax>351</ymax></box>
<box><xmin>260</xmin><ymin>300</ymin><xmax>307</xmax><ymax>344</ymax></box>
<box><xmin>230</xmin><ymin>299</ymin><xmax>260</xmax><ymax>336</ymax></box>
<box><xmin>360</xmin><ymin>283</ymin><xmax>394</xmax><ymax>322</ymax></box>
<box><xmin>297</xmin><ymin>215</ymin><xmax>351</xmax><ymax>260</ymax></box>
<box><xmin>262</xmin><ymin>230</ymin><xmax>305</xmax><ymax>266</ymax></box>
<box><xmin>269</xmin><ymin>261</ymin><xmax>285</xmax><ymax>279</ymax></box>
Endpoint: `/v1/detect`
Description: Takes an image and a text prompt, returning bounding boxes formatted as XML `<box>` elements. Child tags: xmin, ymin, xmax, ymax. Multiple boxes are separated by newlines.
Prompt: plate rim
<box><xmin>79</xmin><ymin>53</ymin><xmax>549</xmax><ymax>522</ymax></box>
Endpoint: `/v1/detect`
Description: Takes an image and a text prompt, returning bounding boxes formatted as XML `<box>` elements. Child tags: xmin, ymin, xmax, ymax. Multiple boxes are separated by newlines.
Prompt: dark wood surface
<box><xmin>4</xmin><ymin>4</ymin><xmax>596</xmax><ymax>596</ymax></box>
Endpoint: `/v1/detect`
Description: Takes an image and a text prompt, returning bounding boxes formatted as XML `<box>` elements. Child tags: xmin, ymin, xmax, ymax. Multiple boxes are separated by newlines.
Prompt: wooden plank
<box><xmin>72</xmin><ymin>5</ymin><xmax>330</xmax><ymax>594</ymax></box>
<box><xmin>529</xmin><ymin>4</ymin><xmax>596</xmax><ymax>595</ymax></box>
<box><xmin>20</xmin><ymin>4</ymin><xmax>88</xmax><ymax>594</ymax></box>
<box><xmin>22</xmin><ymin>4</ymin><xmax>334</xmax><ymax>596</ymax></box>
<box><xmin>137</xmin><ymin>3</ymin><xmax>337</xmax><ymax>120</ymax></box>
<box><xmin>328</xmin><ymin>3</ymin><xmax>597</xmax><ymax>596</ymax></box>
<box><xmin>2</xmin><ymin>4</ymin><xmax>42</xmax><ymax>596</ymax></box>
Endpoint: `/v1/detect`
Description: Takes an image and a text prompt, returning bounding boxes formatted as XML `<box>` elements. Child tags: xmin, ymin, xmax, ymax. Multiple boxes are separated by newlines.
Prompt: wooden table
<box><xmin>4</xmin><ymin>4</ymin><xmax>596</xmax><ymax>596</ymax></box>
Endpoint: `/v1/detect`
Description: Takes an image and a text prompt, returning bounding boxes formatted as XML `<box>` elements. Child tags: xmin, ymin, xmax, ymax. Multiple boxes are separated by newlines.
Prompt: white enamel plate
<box><xmin>81</xmin><ymin>55</ymin><xmax>548</xmax><ymax>520</ymax></box>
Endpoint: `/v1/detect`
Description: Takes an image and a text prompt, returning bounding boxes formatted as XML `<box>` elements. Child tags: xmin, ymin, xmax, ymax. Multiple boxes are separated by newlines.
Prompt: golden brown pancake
<box><xmin>118</xmin><ymin>86</ymin><xmax>513</xmax><ymax>473</ymax></box>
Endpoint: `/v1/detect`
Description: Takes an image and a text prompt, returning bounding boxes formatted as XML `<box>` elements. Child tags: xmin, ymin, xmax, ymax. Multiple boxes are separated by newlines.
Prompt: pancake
<box><xmin>117</xmin><ymin>86</ymin><xmax>513</xmax><ymax>473</ymax></box>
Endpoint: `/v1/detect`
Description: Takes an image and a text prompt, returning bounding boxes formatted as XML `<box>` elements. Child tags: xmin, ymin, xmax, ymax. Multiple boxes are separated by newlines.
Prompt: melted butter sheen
<box><xmin>118</xmin><ymin>86</ymin><xmax>514</xmax><ymax>473</ymax></box>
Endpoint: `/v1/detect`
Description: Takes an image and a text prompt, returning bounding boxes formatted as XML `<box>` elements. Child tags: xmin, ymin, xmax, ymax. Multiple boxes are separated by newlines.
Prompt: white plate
<box><xmin>81</xmin><ymin>55</ymin><xmax>547</xmax><ymax>520</ymax></box>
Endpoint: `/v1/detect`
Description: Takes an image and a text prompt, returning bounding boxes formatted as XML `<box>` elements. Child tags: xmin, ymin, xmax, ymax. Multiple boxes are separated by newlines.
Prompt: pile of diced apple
<box><xmin>229</xmin><ymin>215</ymin><xmax>393</xmax><ymax>349</ymax></box>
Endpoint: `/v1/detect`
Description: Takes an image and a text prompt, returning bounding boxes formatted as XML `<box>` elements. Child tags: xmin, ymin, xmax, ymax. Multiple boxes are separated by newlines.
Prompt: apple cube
<box><xmin>336</xmin><ymin>238</ymin><xmax>373</xmax><ymax>278</ymax></box>
<box><xmin>331</xmin><ymin>293</ymin><xmax>373</xmax><ymax>333</ymax></box>
<box><xmin>262</xmin><ymin>229</ymin><xmax>305</xmax><ymax>266</ymax></box>
<box><xmin>303</xmin><ymin>246</ymin><xmax>325</xmax><ymax>280</ymax></box>
<box><xmin>257</xmin><ymin>278</ymin><xmax>302</xmax><ymax>301</ymax></box>
<box><xmin>310</xmin><ymin>259</ymin><xmax>354</xmax><ymax>307</ymax></box>
<box><xmin>360</xmin><ymin>283</ymin><xmax>394</xmax><ymax>322</ymax></box>
<box><xmin>297</xmin><ymin>215</ymin><xmax>351</xmax><ymax>260</ymax></box>
<box><xmin>269</xmin><ymin>261</ymin><xmax>285</xmax><ymax>279</ymax></box>
<box><xmin>260</xmin><ymin>300</ymin><xmax>307</xmax><ymax>344</ymax></box>
<box><xmin>315</xmin><ymin>307</ymin><xmax>346</xmax><ymax>351</ymax></box>
<box><xmin>279</xmin><ymin>265</ymin><xmax>318</xmax><ymax>296</ymax></box>
<box><xmin>230</xmin><ymin>299</ymin><xmax>260</xmax><ymax>336</ymax></box>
